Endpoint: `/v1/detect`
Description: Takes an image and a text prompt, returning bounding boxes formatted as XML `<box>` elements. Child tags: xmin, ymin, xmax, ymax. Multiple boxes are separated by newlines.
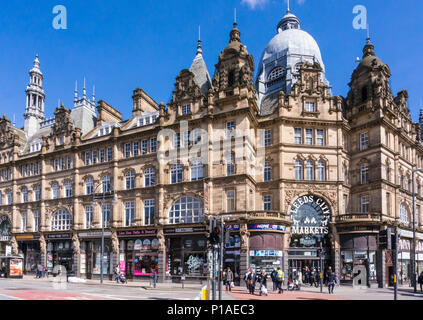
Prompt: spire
<box><xmin>196</xmin><ymin>26</ymin><xmax>202</xmax><ymax>56</ymax></box>
<box><xmin>92</xmin><ymin>86</ymin><xmax>96</xmax><ymax>104</ymax></box>
<box><xmin>287</xmin><ymin>0</ymin><xmax>290</xmax><ymax>13</ymax></box>
<box><xmin>74</xmin><ymin>80</ymin><xmax>78</xmax><ymax>103</ymax></box>
<box><xmin>83</xmin><ymin>77</ymin><xmax>86</xmax><ymax>98</ymax></box>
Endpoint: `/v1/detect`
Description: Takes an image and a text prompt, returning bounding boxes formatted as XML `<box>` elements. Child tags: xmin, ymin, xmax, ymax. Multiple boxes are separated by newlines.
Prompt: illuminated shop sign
<box><xmin>249</xmin><ymin>250</ymin><xmax>283</xmax><ymax>257</ymax></box>
<box><xmin>248</xmin><ymin>224</ymin><xmax>286</xmax><ymax>231</ymax></box>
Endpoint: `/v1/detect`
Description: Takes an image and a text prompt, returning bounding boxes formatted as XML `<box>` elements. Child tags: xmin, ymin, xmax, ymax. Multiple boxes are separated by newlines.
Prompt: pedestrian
<box><xmin>225</xmin><ymin>267</ymin><xmax>234</xmax><ymax>292</ymax></box>
<box><xmin>248</xmin><ymin>270</ymin><xmax>257</xmax><ymax>295</ymax></box>
<box><xmin>259</xmin><ymin>270</ymin><xmax>268</xmax><ymax>296</ymax></box>
<box><xmin>276</xmin><ymin>267</ymin><xmax>284</xmax><ymax>294</ymax></box>
<box><xmin>37</xmin><ymin>264</ymin><xmax>43</xmax><ymax>279</ymax></box>
<box><xmin>418</xmin><ymin>272</ymin><xmax>423</xmax><ymax>292</ymax></box>
<box><xmin>44</xmin><ymin>265</ymin><xmax>48</xmax><ymax>278</ymax></box>
<box><xmin>315</xmin><ymin>268</ymin><xmax>320</xmax><ymax>287</ymax></box>
<box><xmin>271</xmin><ymin>268</ymin><xmax>278</xmax><ymax>292</ymax></box>
<box><xmin>244</xmin><ymin>268</ymin><xmax>251</xmax><ymax>292</ymax></box>
<box><xmin>326</xmin><ymin>267</ymin><xmax>336</xmax><ymax>294</ymax></box>
<box><xmin>297</xmin><ymin>268</ymin><xmax>302</xmax><ymax>285</ymax></box>
<box><xmin>114</xmin><ymin>264</ymin><xmax>120</xmax><ymax>283</ymax></box>
<box><xmin>305</xmin><ymin>266</ymin><xmax>310</xmax><ymax>284</ymax></box>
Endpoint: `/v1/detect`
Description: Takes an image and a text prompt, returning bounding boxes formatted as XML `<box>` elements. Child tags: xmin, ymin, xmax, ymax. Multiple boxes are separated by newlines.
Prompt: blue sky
<box><xmin>0</xmin><ymin>0</ymin><xmax>422</xmax><ymax>128</ymax></box>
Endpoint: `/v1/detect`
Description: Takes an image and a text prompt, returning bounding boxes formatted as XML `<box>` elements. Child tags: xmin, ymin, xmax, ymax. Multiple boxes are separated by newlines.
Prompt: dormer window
<box><xmin>305</xmin><ymin>102</ymin><xmax>316</xmax><ymax>113</ymax></box>
<box><xmin>268</xmin><ymin>67</ymin><xmax>285</xmax><ymax>81</ymax></box>
<box><xmin>181</xmin><ymin>105</ymin><xmax>191</xmax><ymax>115</ymax></box>
<box><xmin>58</xmin><ymin>136</ymin><xmax>64</xmax><ymax>145</ymax></box>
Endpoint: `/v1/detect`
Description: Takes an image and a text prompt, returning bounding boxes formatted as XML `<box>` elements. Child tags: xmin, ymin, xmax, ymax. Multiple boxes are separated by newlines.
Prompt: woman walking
<box><xmin>259</xmin><ymin>270</ymin><xmax>268</xmax><ymax>296</ymax></box>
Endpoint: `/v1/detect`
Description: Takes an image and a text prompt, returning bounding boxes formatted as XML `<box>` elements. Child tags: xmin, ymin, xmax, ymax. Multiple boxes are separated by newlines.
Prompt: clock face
<box><xmin>289</xmin><ymin>195</ymin><xmax>331</xmax><ymax>248</ymax></box>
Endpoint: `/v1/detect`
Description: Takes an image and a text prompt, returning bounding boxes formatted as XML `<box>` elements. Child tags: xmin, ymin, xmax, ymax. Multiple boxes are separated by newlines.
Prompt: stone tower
<box><xmin>24</xmin><ymin>54</ymin><xmax>45</xmax><ymax>138</ymax></box>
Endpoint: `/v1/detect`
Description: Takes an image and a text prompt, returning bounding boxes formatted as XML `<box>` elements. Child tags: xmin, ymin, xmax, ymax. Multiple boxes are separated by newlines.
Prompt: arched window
<box><xmin>317</xmin><ymin>161</ymin><xmax>326</xmax><ymax>181</ymax></box>
<box><xmin>22</xmin><ymin>188</ymin><xmax>28</xmax><ymax>203</ymax></box>
<box><xmin>125</xmin><ymin>171</ymin><xmax>135</xmax><ymax>190</ymax></box>
<box><xmin>268</xmin><ymin>67</ymin><xmax>285</xmax><ymax>81</ymax></box>
<box><xmin>306</xmin><ymin>161</ymin><xmax>314</xmax><ymax>181</ymax></box>
<box><xmin>102</xmin><ymin>176</ymin><xmax>111</xmax><ymax>193</ymax></box>
<box><xmin>169</xmin><ymin>197</ymin><xmax>203</xmax><ymax>224</ymax></box>
<box><xmin>51</xmin><ymin>210</ymin><xmax>72</xmax><ymax>231</ymax></box>
<box><xmin>171</xmin><ymin>164</ymin><xmax>183</xmax><ymax>184</ymax></box>
<box><xmin>399</xmin><ymin>204</ymin><xmax>410</xmax><ymax>226</ymax></box>
<box><xmin>295</xmin><ymin>160</ymin><xmax>303</xmax><ymax>180</ymax></box>
<box><xmin>191</xmin><ymin>162</ymin><xmax>204</xmax><ymax>181</ymax></box>
<box><xmin>85</xmin><ymin>177</ymin><xmax>94</xmax><ymax>195</ymax></box>
<box><xmin>404</xmin><ymin>175</ymin><xmax>409</xmax><ymax>191</ymax></box>
<box><xmin>145</xmin><ymin>168</ymin><xmax>155</xmax><ymax>187</ymax></box>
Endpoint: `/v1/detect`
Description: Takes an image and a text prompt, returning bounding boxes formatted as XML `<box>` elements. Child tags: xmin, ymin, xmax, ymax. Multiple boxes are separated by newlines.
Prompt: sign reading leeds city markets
<box><xmin>0</xmin><ymin>216</ymin><xmax>11</xmax><ymax>242</ymax></box>
<box><xmin>290</xmin><ymin>195</ymin><xmax>331</xmax><ymax>235</ymax></box>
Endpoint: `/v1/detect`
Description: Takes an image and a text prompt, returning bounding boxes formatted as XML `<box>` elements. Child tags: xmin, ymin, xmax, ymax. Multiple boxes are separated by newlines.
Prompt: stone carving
<box><xmin>111</xmin><ymin>230</ymin><xmax>119</xmax><ymax>254</ymax></box>
<box><xmin>39</xmin><ymin>234</ymin><xmax>47</xmax><ymax>255</ymax></box>
<box><xmin>0</xmin><ymin>115</ymin><xmax>15</xmax><ymax>148</ymax></box>
<box><xmin>240</xmin><ymin>224</ymin><xmax>250</xmax><ymax>251</ymax></box>
<box><xmin>11</xmin><ymin>236</ymin><xmax>18</xmax><ymax>255</ymax></box>
<box><xmin>72</xmin><ymin>233</ymin><xmax>80</xmax><ymax>254</ymax></box>
<box><xmin>51</xmin><ymin>104</ymin><xmax>74</xmax><ymax>137</ymax></box>
<box><xmin>157</xmin><ymin>229</ymin><xmax>166</xmax><ymax>251</ymax></box>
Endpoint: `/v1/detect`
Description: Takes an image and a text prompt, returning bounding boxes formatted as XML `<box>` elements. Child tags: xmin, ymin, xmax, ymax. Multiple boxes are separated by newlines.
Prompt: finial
<box><xmin>234</xmin><ymin>8</ymin><xmax>237</xmax><ymax>24</ymax></box>
<box><xmin>287</xmin><ymin>0</ymin><xmax>290</xmax><ymax>13</ymax></box>
<box><xmin>83</xmin><ymin>77</ymin><xmax>87</xmax><ymax>98</ymax></box>
<box><xmin>74</xmin><ymin>80</ymin><xmax>78</xmax><ymax>103</ymax></box>
<box><xmin>92</xmin><ymin>85</ymin><xmax>96</xmax><ymax>103</ymax></box>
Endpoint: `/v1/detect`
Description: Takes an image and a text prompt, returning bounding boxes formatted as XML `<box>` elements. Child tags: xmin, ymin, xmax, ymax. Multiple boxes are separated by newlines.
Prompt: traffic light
<box><xmin>379</xmin><ymin>228</ymin><xmax>392</xmax><ymax>250</ymax></box>
<box><xmin>212</xmin><ymin>226</ymin><xmax>222</xmax><ymax>244</ymax></box>
<box><xmin>317</xmin><ymin>248</ymin><xmax>322</xmax><ymax>257</ymax></box>
<box><xmin>208</xmin><ymin>218</ymin><xmax>217</xmax><ymax>244</ymax></box>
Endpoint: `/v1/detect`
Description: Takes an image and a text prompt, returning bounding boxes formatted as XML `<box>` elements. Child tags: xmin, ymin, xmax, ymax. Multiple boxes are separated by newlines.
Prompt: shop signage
<box><xmin>249</xmin><ymin>250</ymin><xmax>283</xmax><ymax>257</ymax></box>
<box><xmin>248</xmin><ymin>224</ymin><xmax>286</xmax><ymax>231</ymax></box>
<box><xmin>117</xmin><ymin>230</ymin><xmax>157</xmax><ymax>237</ymax></box>
<box><xmin>16</xmin><ymin>234</ymin><xmax>40</xmax><ymax>241</ymax></box>
<box><xmin>79</xmin><ymin>231</ymin><xmax>112</xmax><ymax>238</ymax></box>
<box><xmin>45</xmin><ymin>233</ymin><xmax>72</xmax><ymax>239</ymax></box>
<box><xmin>337</xmin><ymin>226</ymin><xmax>377</xmax><ymax>233</ymax></box>
<box><xmin>290</xmin><ymin>195</ymin><xmax>330</xmax><ymax>235</ymax></box>
<box><xmin>164</xmin><ymin>227</ymin><xmax>206</xmax><ymax>234</ymax></box>
<box><xmin>228</xmin><ymin>224</ymin><xmax>240</xmax><ymax>231</ymax></box>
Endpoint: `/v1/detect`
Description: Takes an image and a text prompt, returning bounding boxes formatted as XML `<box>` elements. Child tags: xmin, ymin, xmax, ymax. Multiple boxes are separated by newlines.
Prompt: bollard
<box><xmin>154</xmin><ymin>273</ymin><xmax>157</xmax><ymax>288</ymax></box>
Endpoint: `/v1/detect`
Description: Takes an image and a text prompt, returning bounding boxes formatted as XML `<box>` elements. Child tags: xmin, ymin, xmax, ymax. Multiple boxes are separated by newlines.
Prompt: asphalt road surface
<box><xmin>0</xmin><ymin>278</ymin><xmax>204</xmax><ymax>300</ymax></box>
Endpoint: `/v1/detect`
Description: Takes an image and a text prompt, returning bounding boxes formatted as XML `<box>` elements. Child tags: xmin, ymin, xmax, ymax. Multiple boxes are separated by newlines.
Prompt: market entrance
<box><xmin>288</xmin><ymin>195</ymin><xmax>333</xmax><ymax>282</ymax></box>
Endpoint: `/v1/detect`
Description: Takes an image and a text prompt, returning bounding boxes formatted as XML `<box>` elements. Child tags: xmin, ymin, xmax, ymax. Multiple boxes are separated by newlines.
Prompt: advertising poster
<box><xmin>9</xmin><ymin>259</ymin><xmax>23</xmax><ymax>277</ymax></box>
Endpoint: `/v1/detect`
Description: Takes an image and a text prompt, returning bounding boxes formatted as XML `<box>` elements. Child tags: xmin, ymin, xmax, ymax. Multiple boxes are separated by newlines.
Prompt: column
<box><xmin>239</xmin><ymin>223</ymin><xmax>249</xmax><ymax>280</ymax></box>
<box><xmin>157</xmin><ymin>228</ymin><xmax>166</xmax><ymax>283</ymax></box>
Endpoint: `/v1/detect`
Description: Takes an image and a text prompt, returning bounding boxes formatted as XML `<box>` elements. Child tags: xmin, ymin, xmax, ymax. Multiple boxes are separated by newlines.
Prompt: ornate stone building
<box><xmin>1</xmin><ymin>8</ymin><xmax>423</xmax><ymax>287</ymax></box>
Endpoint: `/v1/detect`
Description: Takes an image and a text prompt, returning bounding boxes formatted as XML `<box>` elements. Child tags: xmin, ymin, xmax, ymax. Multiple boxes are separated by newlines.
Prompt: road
<box><xmin>0</xmin><ymin>278</ymin><xmax>206</xmax><ymax>300</ymax></box>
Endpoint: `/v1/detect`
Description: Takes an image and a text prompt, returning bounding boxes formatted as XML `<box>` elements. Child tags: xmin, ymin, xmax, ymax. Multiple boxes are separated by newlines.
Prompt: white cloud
<box><xmin>241</xmin><ymin>0</ymin><xmax>268</xmax><ymax>10</ymax></box>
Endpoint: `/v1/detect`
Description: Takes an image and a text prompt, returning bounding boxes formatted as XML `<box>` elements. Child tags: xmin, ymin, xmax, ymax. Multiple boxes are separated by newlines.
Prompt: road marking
<box><xmin>0</xmin><ymin>293</ymin><xmax>23</xmax><ymax>300</ymax></box>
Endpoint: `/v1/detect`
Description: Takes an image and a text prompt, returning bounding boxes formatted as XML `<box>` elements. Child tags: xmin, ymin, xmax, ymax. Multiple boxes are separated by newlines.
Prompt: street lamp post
<box><xmin>92</xmin><ymin>181</ymin><xmax>116</xmax><ymax>285</ymax></box>
<box><xmin>411</xmin><ymin>168</ymin><xmax>423</xmax><ymax>293</ymax></box>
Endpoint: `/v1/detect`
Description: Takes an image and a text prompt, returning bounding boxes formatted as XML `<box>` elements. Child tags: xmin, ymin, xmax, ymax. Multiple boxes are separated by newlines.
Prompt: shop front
<box><xmin>165</xmin><ymin>226</ymin><xmax>208</xmax><ymax>282</ymax></box>
<box><xmin>248</xmin><ymin>224</ymin><xmax>285</xmax><ymax>276</ymax></box>
<box><xmin>79</xmin><ymin>231</ymin><xmax>113</xmax><ymax>280</ymax></box>
<box><xmin>223</xmin><ymin>224</ymin><xmax>241</xmax><ymax>285</ymax></box>
<box><xmin>288</xmin><ymin>195</ymin><xmax>332</xmax><ymax>282</ymax></box>
<box><xmin>117</xmin><ymin>229</ymin><xmax>159</xmax><ymax>279</ymax></box>
<box><xmin>397</xmin><ymin>229</ymin><xmax>423</xmax><ymax>286</ymax></box>
<box><xmin>16</xmin><ymin>234</ymin><xmax>41</xmax><ymax>274</ymax></box>
<box><xmin>45</xmin><ymin>233</ymin><xmax>74</xmax><ymax>274</ymax></box>
<box><xmin>338</xmin><ymin>230</ymin><xmax>378</xmax><ymax>286</ymax></box>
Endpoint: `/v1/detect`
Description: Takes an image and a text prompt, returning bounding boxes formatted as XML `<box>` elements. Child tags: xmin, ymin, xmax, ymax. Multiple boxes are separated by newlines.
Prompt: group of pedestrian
<box><xmin>35</xmin><ymin>264</ymin><xmax>48</xmax><ymax>278</ymax></box>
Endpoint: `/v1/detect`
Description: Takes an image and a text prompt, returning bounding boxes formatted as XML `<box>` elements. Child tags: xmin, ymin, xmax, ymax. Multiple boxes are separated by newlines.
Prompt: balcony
<box><xmin>335</xmin><ymin>213</ymin><xmax>382</xmax><ymax>223</ymax></box>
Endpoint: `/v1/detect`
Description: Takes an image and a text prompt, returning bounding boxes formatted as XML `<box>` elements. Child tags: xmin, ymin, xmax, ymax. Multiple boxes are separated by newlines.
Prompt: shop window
<box><xmin>169</xmin><ymin>197</ymin><xmax>203</xmax><ymax>224</ymax></box>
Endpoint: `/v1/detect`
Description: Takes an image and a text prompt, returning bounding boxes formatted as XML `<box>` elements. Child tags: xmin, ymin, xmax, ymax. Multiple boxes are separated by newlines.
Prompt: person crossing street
<box><xmin>276</xmin><ymin>267</ymin><xmax>284</xmax><ymax>294</ymax></box>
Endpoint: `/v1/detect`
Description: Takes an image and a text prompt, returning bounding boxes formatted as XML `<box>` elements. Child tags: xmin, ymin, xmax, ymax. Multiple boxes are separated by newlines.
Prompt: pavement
<box><xmin>1</xmin><ymin>276</ymin><xmax>422</xmax><ymax>300</ymax></box>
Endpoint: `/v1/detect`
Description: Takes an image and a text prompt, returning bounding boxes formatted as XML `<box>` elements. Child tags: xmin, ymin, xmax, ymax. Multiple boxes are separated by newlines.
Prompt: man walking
<box><xmin>225</xmin><ymin>267</ymin><xmax>234</xmax><ymax>292</ymax></box>
<box><xmin>418</xmin><ymin>271</ymin><xmax>423</xmax><ymax>292</ymax></box>
<box><xmin>276</xmin><ymin>267</ymin><xmax>284</xmax><ymax>294</ymax></box>
<box><xmin>271</xmin><ymin>268</ymin><xmax>278</xmax><ymax>292</ymax></box>
<box><xmin>244</xmin><ymin>268</ymin><xmax>251</xmax><ymax>292</ymax></box>
<box><xmin>37</xmin><ymin>264</ymin><xmax>43</xmax><ymax>279</ymax></box>
<box><xmin>114</xmin><ymin>264</ymin><xmax>120</xmax><ymax>283</ymax></box>
<box><xmin>248</xmin><ymin>270</ymin><xmax>257</xmax><ymax>295</ymax></box>
<box><xmin>326</xmin><ymin>266</ymin><xmax>336</xmax><ymax>294</ymax></box>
